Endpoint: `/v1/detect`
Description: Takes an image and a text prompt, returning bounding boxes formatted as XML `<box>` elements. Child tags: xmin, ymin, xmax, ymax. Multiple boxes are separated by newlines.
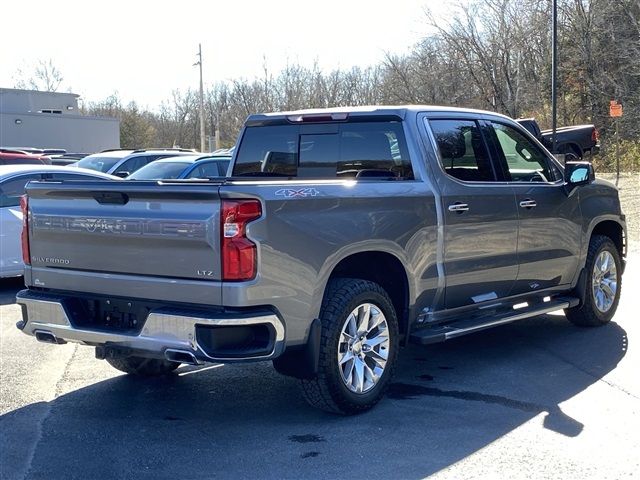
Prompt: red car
<box><xmin>0</xmin><ymin>152</ymin><xmax>51</xmax><ymax>165</ymax></box>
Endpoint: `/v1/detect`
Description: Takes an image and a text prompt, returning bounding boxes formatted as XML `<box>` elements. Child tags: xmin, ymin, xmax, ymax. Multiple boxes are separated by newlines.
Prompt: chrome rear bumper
<box><xmin>16</xmin><ymin>290</ymin><xmax>285</xmax><ymax>363</ymax></box>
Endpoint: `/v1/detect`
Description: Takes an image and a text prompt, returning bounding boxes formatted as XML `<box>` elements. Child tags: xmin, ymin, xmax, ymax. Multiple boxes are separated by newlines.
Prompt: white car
<box><xmin>0</xmin><ymin>165</ymin><xmax>119</xmax><ymax>278</ymax></box>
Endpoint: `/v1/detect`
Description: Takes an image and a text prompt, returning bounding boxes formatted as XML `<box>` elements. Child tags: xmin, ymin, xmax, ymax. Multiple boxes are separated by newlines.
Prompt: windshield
<box><xmin>75</xmin><ymin>155</ymin><xmax>122</xmax><ymax>173</ymax></box>
<box><xmin>127</xmin><ymin>161</ymin><xmax>190</xmax><ymax>180</ymax></box>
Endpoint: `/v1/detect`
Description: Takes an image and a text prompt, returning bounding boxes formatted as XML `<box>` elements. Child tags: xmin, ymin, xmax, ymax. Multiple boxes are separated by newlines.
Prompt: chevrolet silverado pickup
<box><xmin>17</xmin><ymin>106</ymin><xmax>626</xmax><ymax>414</ymax></box>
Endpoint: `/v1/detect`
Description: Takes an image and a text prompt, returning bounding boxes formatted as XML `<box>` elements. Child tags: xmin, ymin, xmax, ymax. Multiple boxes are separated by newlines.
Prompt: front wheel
<box><xmin>300</xmin><ymin>278</ymin><xmax>399</xmax><ymax>414</ymax></box>
<box><xmin>565</xmin><ymin>235</ymin><xmax>622</xmax><ymax>327</ymax></box>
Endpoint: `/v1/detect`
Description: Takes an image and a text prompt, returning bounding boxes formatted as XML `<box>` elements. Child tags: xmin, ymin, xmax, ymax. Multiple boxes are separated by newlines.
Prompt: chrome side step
<box><xmin>409</xmin><ymin>296</ymin><xmax>579</xmax><ymax>345</ymax></box>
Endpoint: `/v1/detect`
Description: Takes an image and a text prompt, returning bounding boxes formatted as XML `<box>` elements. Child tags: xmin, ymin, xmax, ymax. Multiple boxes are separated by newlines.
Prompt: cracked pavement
<box><xmin>1</xmin><ymin>258</ymin><xmax>638</xmax><ymax>479</ymax></box>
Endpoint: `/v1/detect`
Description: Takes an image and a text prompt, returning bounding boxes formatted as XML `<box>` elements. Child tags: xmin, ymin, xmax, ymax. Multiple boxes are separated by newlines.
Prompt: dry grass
<box><xmin>598</xmin><ymin>173</ymin><xmax>640</xmax><ymax>253</ymax></box>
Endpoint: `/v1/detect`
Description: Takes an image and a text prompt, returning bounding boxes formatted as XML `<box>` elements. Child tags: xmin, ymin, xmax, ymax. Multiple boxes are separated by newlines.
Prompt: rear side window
<box><xmin>186</xmin><ymin>160</ymin><xmax>230</xmax><ymax>178</ymax></box>
<box><xmin>233</xmin><ymin>122</ymin><xmax>413</xmax><ymax>179</ymax></box>
<box><xmin>114</xmin><ymin>155</ymin><xmax>169</xmax><ymax>175</ymax></box>
<box><xmin>429</xmin><ymin>119</ymin><xmax>495</xmax><ymax>182</ymax></box>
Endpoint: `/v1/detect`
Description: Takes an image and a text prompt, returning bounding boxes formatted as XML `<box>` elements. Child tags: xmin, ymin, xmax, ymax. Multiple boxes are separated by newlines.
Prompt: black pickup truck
<box><xmin>517</xmin><ymin>118</ymin><xmax>600</xmax><ymax>159</ymax></box>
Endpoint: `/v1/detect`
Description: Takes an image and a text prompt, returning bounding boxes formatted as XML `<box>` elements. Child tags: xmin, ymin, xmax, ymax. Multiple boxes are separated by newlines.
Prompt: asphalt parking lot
<box><xmin>1</xmin><ymin>259</ymin><xmax>638</xmax><ymax>480</ymax></box>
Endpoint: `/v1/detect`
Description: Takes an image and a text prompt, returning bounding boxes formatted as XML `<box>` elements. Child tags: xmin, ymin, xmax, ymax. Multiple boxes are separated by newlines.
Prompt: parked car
<box><xmin>73</xmin><ymin>148</ymin><xmax>196</xmax><ymax>177</ymax></box>
<box><xmin>49</xmin><ymin>153</ymin><xmax>90</xmax><ymax>166</ymax></box>
<box><xmin>516</xmin><ymin>118</ymin><xmax>600</xmax><ymax>159</ymax></box>
<box><xmin>1</xmin><ymin>148</ymin><xmax>33</xmax><ymax>155</ymax></box>
<box><xmin>127</xmin><ymin>154</ymin><xmax>231</xmax><ymax>180</ymax></box>
<box><xmin>0</xmin><ymin>165</ymin><xmax>119</xmax><ymax>278</ymax></box>
<box><xmin>0</xmin><ymin>152</ymin><xmax>51</xmax><ymax>165</ymax></box>
<box><xmin>17</xmin><ymin>106</ymin><xmax>626</xmax><ymax>414</ymax></box>
<box><xmin>1</xmin><ymin>147</ymin><xmax>45</xmax><ymax>155</ymax></box>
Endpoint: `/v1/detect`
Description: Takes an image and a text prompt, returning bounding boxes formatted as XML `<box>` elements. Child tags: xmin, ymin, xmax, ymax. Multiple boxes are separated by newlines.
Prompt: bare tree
<box><xmin>80</xmin><ymin>1</ymin><xmax>640</xmax><ymax>154</ymax></box>
<box><xmin>14</xmin><ymin>59</ymin><xmax>65</xmax><ymax>92</ymax></box>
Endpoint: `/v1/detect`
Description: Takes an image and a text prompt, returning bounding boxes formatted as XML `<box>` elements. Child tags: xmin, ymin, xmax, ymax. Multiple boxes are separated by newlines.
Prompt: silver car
<box><xmin>0</xmin><ymin>164</ymin><xmax>119</xmax><ymax>277</ymax></box>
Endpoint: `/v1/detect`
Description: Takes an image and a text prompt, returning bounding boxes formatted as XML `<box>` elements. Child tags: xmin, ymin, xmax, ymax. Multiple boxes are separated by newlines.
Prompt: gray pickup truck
<box><xmin>17</xmin><ymin>106</ymin><xmax>626</xmax><ymax>414</ymax></box>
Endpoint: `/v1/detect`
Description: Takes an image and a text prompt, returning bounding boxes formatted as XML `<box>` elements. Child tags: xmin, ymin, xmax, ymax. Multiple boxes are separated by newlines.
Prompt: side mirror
<box><xmin>114</xmin><ymin>171</ymin><xmax>130</xmax><ymax>178</ymax></box>
<box><xmin>565</xmin><ymin>161</ymin><xmax>594</xmax><ymax>191</ymax></box>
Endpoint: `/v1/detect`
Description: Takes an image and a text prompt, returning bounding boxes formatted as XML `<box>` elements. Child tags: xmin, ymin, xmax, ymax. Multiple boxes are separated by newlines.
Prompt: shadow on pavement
<box><xmin>0</xmin><ymin>277</ymin><xmax>23</xmax><ymax>306</ymax></box>
<box><xmin>0</xmin><ymin>313</ymin><xmax>627</xmax><ymax>479</ymax></box>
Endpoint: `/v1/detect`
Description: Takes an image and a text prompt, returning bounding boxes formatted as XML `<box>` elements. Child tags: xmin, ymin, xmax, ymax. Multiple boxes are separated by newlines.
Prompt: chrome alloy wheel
<box><xmin>337</xmin><ymin>303</ymin><xmax>390</xmax><ymax>394</ymax></box>
<box><xmin>592</xmin><ymin>250</ymin><xmax>618</xmax><ymax>313</ymax></box>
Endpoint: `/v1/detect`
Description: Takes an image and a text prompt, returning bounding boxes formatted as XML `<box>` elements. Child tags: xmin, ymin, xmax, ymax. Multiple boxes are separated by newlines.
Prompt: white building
<box><xmin>0</xmin><ymin>88</ymin><xmax>120</xmax><ymax>153</ymax></box>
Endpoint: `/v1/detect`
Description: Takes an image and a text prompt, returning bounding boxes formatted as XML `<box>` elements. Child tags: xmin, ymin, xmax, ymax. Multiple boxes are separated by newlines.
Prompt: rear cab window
<box><xmin>232</xmin><ymin>122</ymin><xmax>413</xmax><ymax>180</ymax></box>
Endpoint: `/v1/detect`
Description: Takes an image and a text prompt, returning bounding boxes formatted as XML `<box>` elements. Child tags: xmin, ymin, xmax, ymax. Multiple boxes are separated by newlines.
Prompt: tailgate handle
<box><xmin>93</xmin><ymin>192</ymin><xmax>129</xmax><ymax>205</ymax></box>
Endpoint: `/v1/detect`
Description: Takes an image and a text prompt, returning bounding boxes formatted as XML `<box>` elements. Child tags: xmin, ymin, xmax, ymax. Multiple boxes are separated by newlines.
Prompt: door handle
<box><xmin>448</xmin><ymin>202</ymin><xmax>470</xmax><ymax>213</ymax></box>
<box><xmin>519</xmin><ymin>199</ymin><xmax>537</xmax><ymax>209</ymax></box>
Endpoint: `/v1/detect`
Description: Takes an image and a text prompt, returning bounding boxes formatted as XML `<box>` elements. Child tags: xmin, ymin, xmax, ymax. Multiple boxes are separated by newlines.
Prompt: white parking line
<box><xmin>178</xmin><ymin>364</ymin><xmax>224</xmax><ymax>376</ymax></box>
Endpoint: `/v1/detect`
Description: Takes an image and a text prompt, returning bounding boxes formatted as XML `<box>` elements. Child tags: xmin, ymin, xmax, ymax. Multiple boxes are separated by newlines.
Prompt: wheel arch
<box><xmin>559</xmin><ymin>142</ymin><xmax>583</xmax><ymax>159</ymax></box>
<box><xmin>321</xmin><ymin>250</ymin><xmax>412</xmax><ymax>337</ymax></box>
<box><xmin>588</xmin><ymin>218</ymin><xmax>626</xmax><ymax>260</ymax></box>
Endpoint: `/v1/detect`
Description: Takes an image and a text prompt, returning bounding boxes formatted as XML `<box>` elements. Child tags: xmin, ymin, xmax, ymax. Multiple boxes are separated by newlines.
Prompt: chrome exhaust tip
<box><xmin>34</xmin><ymin>330</ymin><xmax>65</xmax><ymax>345</ymax></box>
<box><xmin>164</xmin><ymin>348</ymin><xmax>199</xmax><ymax>366</ymax></box>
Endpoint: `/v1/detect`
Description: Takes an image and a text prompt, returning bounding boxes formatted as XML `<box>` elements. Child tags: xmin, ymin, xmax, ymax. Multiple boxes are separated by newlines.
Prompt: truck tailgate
<box><xmin>25</xmin><ymin>181</ymin><xmax>223</xmax><ymax>283</ymax></box>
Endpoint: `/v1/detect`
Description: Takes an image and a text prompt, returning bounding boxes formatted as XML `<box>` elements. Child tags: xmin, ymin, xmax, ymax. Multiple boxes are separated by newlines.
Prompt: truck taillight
<box><xmin>221</xmin><ymin>199</ymin><xmax>261</xmax><ymax>281</ymax></box>
<box><xmin>20</xmin><ymin>195</ymin><xmax>30</xmax><ymax>265</ymax></box>
<box><xmin>592</xmin><ymin>128</ymin><xmax>600</xmax><ymax>143</ymax></box>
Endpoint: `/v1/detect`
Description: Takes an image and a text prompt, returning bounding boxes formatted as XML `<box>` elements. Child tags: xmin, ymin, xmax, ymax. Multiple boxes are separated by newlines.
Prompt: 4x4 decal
<box><xmin>275</xmin><ymin>188</ymin><xmax>320</xmax><ymax>198</ymax></box>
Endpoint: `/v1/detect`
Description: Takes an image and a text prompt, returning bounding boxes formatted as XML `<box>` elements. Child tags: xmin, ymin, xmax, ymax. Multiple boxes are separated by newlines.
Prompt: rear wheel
<box><xmin>565</xmin><ymin>235</ymin><xmax>622</xmax><ymax>327</ymax></box>
<box><xmin>300</xmin><ymin>278</ymin><xmax>399</xmax><ymax>414</ymax></box>
<box><xmin>106</xmin><ymin>356</ymin><xmax>180</xmax><ymax>376</ymax></box>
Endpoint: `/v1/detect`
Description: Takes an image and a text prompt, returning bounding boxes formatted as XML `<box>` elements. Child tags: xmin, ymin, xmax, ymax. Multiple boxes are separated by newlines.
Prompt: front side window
<box><xmin>490</xmin><ymin>122</ymin><xmax>559</xmax><ymax>183</ymax></box>
<box><xmin>232</xmin><ymin>122</ymin><xmax>413</xmax><ymax>179</ymax></box>
<box><xmin>429</xmin><ymin>119</ymin><xmax>495</xmax><ymax>182</ymax></box>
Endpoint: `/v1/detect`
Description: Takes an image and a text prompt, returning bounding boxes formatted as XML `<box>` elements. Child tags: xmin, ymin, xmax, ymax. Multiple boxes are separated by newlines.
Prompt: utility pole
<box><xmin>214</xmin><ymin>112</ymin><xmax>220</xmax><ymax>150</ymax></box>
<box><xmin>551</xmin><ymin>0</ymin><xmax>558</xmax><ymax>155</ymax></box>
<box><xmin>195</xmin><ymin>43</ymin><xmax>206</xmax><ymax>152</ymax></box>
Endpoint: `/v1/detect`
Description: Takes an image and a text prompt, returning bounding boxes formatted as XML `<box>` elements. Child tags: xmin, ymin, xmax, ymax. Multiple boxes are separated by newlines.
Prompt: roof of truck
<box><xmin>247</xmin><ymin>105</ymin><xmax>513</xmax><ymax>123</ymax></box>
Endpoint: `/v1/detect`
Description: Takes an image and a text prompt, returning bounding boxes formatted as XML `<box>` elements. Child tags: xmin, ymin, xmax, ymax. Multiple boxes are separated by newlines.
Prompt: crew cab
<box><xmin>17</xmin><ymin>106</ymin><xmax>626</xmax><ymax>414</ymax></box>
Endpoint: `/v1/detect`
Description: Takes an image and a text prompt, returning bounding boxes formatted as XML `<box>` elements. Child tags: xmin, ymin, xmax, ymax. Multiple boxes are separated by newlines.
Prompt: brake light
<box><xmin>286</xmin><ymin>112</ymin><xmax>349</xmax><ymax>123</ymax></box>
<box><xmin>221</xmin><ymin>199</ymin><xmax>261</xmax><ymax>281</ymax></box>
<box><xmin>592</xmin><ymin>128</ymin><xmax>600</xmax><ymax>143</ymax></box>
<box><xmin>20</xmin><ymin>195</ymin><xmax>30</xmax><ymax>265</ymax></box>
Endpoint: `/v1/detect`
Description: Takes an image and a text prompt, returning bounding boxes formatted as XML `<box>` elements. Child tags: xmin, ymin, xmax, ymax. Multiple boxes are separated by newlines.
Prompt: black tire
<box><xmin>565</xmin><ymin>235</ymin><xmax>622</xmax><ymax>327</ymax></box>
<box><xmin>300</xmin><ymin>278</ymin><xmax>399</xmax><ymax>414</ymax></box>
<box><xmin>106</xmin><ymin>356</ymin><xmax>180</xmax><ymax>376</ymax></box>
<box><xmin>559</xmin><ymin>144</ymin><xmax>582</xmax><ymax>161</ymax></box>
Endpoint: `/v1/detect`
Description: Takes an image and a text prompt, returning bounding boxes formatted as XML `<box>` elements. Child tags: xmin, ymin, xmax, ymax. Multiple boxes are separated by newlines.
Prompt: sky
<box><xmin>0</xmin><ymin>0</ymin><xmax>451</xmax><ymax>109</ymax></box>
